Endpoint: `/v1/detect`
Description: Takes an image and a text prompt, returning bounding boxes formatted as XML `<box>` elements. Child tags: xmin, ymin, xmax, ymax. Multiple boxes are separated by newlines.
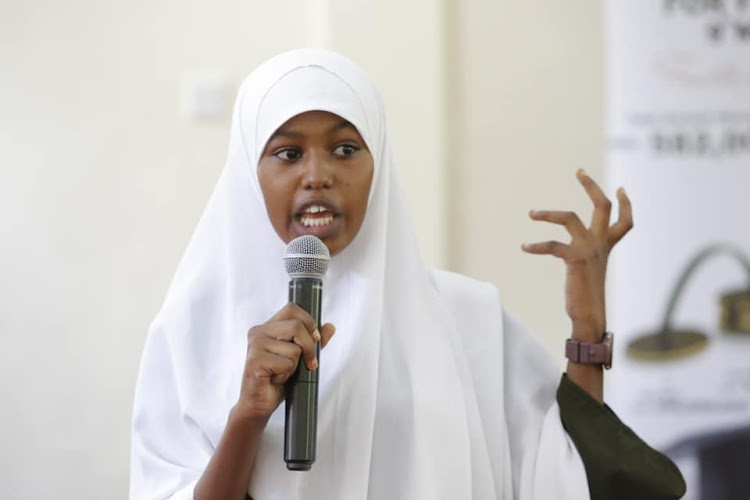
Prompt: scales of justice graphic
<box><xmin>626</xmin><ymin>243</ymin><xmax>750</xmax><ymax>500</ymax></box>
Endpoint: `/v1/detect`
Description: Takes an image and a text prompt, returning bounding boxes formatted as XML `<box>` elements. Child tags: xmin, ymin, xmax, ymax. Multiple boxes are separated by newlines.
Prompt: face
<box><xmin>257</xmin><ymin>111</ymin><xmax>374</xmax><ymax>257</ymax></box>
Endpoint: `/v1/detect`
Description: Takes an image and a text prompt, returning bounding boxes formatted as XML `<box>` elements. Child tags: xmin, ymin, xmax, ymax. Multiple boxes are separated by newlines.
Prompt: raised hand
<box><xmin>522</xmin><ymin>169</ymin><xmax>633</xmax><ymax>343</ymax></box>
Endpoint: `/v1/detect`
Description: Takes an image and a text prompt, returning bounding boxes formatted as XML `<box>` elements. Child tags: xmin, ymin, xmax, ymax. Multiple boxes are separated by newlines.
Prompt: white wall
<box><xmin>0</xmin><ymin>2</ymin><xmax>307</xmax><ymax>498</ymax></box>
<box><xmin>0</xmin><ymin>1</ymin><xmax>601</xmax><ymax>497</ymax></box>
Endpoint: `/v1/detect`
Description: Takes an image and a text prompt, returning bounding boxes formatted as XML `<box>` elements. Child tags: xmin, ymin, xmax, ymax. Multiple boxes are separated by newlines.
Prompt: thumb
<box><xmin>319</xmin><ymin>323</ymin><xmax>336</xmax><ymax>349</ymax></box>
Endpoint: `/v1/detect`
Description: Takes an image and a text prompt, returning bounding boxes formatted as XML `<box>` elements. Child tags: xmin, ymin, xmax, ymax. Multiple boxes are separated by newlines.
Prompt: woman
<box><xmin>130</xmin><ymin>49</ymin><xmax>685</xmax><ymax>499</ymax></box>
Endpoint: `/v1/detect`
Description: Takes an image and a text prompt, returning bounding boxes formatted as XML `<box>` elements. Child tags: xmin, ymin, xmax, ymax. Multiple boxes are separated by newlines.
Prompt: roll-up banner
<box><xmin>606</xmin><ymin>1</ymin><xmax>750</xmax><ymax>498</ymax></box>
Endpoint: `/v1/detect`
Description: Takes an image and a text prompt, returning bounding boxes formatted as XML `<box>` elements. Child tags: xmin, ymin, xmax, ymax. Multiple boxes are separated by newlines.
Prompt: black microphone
<box><xmin>282</xmin><ymin>235</ymin><xmax>330</xmax><ymax>471</ymax></box>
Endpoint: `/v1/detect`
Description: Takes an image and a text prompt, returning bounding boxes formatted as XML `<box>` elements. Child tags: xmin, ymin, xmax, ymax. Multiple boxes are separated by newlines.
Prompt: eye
<box><xmin>274</xmin><ymin>148</ymin><xmax>302</xmax><ymax>161</ymax></box>
<box><xmin>332</xmin><ymin>143</ymin><xmax>360</xmax><ymax>157</ymax></box>
<box><xmin>273</xmin><ymin>147</ymin><xmax>302</xmax><ymax>161</ymax></box>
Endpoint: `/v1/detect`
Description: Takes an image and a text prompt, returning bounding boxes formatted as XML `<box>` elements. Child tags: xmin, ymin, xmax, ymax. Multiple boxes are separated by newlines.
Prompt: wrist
<box><xmin>566</xmin><ymin>363</ymin><xmax>604</xmax><ymax>404</ymax></box>
<box><xmin>566</xmin><ymin>331</ymin><xmax>614</xmax><ymax>370</ymax></box>
<box><xmin>229</xmin><ymin>402</ymin><xmax>272</xmax><ymax>432</ymax></box>
<box><xmin>571</xmin><ymin>319</ymin><xmax>606</xmax><ymax>342</ymax></box>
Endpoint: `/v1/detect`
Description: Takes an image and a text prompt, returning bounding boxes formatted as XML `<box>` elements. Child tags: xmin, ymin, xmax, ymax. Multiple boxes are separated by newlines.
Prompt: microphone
<box><xmin>282</xmin><ymin>235</ymin><xmax>330</xmax><ymax>471</ymax></box>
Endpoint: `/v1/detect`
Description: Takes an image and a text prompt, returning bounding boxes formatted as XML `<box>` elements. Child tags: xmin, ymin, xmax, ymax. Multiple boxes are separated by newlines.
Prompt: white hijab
<box><xmin>130</xmin><ymin>48</ymin><xmax>588</xmax><ymax>500</ymax></box>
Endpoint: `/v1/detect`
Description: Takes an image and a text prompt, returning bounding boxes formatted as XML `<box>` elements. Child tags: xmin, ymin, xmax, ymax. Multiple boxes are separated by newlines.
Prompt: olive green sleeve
<box><xmin>557</xmin><ymin>374</ymin><xmax>686</xmax><ymax>500</ymax></box>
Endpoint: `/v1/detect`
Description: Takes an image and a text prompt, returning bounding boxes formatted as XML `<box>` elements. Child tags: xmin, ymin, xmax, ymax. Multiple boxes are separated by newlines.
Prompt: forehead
<box><xmin>266</xmin><ymin>111</ymin><xmax>364</xmax><ymax>142</ymax></box>
<box><xmin>252</xmin><ymin>67</ymin><xmax>373</xmax><ymax>161</ymax></box>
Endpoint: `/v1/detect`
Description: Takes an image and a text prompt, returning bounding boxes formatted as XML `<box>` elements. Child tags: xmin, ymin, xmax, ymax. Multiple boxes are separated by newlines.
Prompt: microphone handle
<box><xmin>284</xmin><ymin>277</ymin><xmax>322</xmax><ymax>471</ymax></box>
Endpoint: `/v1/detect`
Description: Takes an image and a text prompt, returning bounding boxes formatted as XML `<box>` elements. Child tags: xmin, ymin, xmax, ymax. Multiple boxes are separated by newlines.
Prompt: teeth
<box><xmin>301</xmin><ymin>215</ymin><xmax>334</xmax><ymax>227</ymax></box>
<box><xmin>305</xmin><ymin>205</ymin><xmax>326</xmax><ymax>214</ymax></box>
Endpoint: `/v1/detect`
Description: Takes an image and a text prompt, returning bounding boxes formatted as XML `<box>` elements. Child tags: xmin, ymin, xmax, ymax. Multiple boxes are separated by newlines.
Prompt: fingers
<box><xmin>608</xmin><ymin>187</ymin><xmax>634</xmax><ymax>246</ymax></box>
<box><xmin>576</xmin><ymin>169</ymin><xmax>612</xmax><ymax>234</ymax></box>
<box><xmin>257</xmin><ymin>319</ymin><xmax>319</xmax><ymax>369</ymax></box>
<box><xmin>528</xmin><ymin>209</ymin><xmax>587</xmax><ymax>240</ymax></box>
<box><xmin>245</xmin><ymin>304</ymin><xmax>337</xmax><ymax>391</ymax></box>
<box><xmin>522</xmin><ymin>240</ymin><xmax>570</xmax><ymax>258</ymax></box>
<box><xmin>269</xmin><ymin>357</ymin><xmax>298</xmax><ymax>385</ymax></box>
<box><xmin>251</xmin><ymin>350</ymin><xmax>297</xmax><ymax>385</ymax></box>
<box><xmin>250</xmin><ymin>303</ymin><xmax>321</xmax><ymax>372</ymax></box>
<box><xmin>266</xmin><ymin>302</ymin><xmax>317</xmax><ymax>337</ymax></box>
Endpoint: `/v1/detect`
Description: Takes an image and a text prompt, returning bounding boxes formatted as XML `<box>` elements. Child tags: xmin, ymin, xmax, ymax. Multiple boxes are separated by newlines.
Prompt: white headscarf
<box><xmin>130</xmin><ymin>48</ymin><xmax>588</xmax><ymax>500</ymax></box>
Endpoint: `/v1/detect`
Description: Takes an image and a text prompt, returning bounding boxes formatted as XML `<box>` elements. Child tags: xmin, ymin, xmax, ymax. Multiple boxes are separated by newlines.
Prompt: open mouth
<box><xmin>296</xmin><ymin>202</ymin><xmax>339</xmax><ymax>230</ymax></box>
<box><xmin>300</xmin><ymin>204</ymin><xmax>335</xmax><ymax>227</ymax></box>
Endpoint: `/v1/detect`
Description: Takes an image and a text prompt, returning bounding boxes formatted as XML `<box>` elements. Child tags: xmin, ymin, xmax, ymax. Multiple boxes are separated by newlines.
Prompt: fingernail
<box><xmin>313</xmin><ymin>329</ymin><xmax>321</xmax><ymax>342</ymax></box>
<box><xmin>311</xmin><ymin>358</ymin><xmax>318</xmax><ymax>370</ymax></box>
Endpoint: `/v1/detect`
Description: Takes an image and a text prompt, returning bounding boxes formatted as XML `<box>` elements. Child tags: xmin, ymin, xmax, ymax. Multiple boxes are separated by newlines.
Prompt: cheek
<box><xmin>350</xmin><ymin>168</ymin><xmax>374</xmax><ymax>224</ymax></box>
<box><xmin>359</xmin><ymin>166</ymin><xmax>375</xmax><ymax>207</ymax></box>
<box><xmin>270</xmin><ymin>194</ymin><xmax>293</xmax><ymax>224</ymax></box>
<box><xmin>263</xmin><ymin>199</ymin><xmax>295</xmax><ymax>244</ymax></box>
<box><xmin>258</xmin><ymin>168</ymin><xmax>295</xmax><ymax>238</ymax></box>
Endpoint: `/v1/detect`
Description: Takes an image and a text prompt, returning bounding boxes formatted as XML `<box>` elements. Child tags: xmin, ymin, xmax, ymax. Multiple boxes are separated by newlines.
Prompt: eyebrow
<box><xmin>269</xmin><ymin>119</ymin><xmax>358</xmax><ymax>140</ymax></box>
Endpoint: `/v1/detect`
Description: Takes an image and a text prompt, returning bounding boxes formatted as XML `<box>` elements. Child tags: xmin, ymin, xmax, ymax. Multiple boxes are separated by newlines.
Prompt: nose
<box><xmin>302</xmin><ymin>150</ymin><xmax>333</xmax><ymax>189</ymax></box>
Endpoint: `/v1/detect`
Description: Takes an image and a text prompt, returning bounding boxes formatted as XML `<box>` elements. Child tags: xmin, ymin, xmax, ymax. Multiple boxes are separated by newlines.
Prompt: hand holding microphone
<box><xmin>281</xmin><ymin>235</ymin><xmax>330</xmax><ymax>471</ymax></box>
<box><xmin>235</xmin><ymin>236</ymin><xmax>332</xmax><ymax>471</ymax></box>
<box><xmin>236</xmin><ymin>236</ymin><xmax>333</xmax><ymax>468</ymax></box>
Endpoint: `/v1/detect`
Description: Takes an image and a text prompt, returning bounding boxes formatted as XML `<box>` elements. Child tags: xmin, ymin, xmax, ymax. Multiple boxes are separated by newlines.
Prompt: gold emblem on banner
<box><xmin>628</xmin><ymin>244</ymin><xmax>750</xmax><ymax>361</ymax></box>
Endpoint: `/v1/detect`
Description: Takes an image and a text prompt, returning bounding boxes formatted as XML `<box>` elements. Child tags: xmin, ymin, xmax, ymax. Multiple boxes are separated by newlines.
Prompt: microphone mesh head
<box><xmin>283</xmin><ymin>235</ymin><xmax>330</xmax><ymax>278</ymax></box>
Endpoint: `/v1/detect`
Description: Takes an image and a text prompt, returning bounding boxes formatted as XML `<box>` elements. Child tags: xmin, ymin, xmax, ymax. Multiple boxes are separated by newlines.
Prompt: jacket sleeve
<box><xmin>557</xmin><ymin>374</ymin><xmax>686</xmax><ymax>500</ymax></box>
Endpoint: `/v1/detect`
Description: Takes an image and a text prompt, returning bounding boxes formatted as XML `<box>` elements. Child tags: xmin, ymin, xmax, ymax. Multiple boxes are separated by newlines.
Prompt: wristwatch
<box><xmin>565</xmin><ymin>332</ymin><xmax>614</xmax><ymax>369</ymax></box>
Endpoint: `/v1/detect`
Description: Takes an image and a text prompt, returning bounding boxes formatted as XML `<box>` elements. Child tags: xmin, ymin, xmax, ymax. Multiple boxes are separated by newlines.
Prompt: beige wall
<box><xmin>449</xmin><ymin>1</ymin><xmax>605</xmax><ymax>355</ymax></box>
<box><xmin>0</xmin><ymin>1</ymin><xmax>601</xmax><ymax>497</ymax></box>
